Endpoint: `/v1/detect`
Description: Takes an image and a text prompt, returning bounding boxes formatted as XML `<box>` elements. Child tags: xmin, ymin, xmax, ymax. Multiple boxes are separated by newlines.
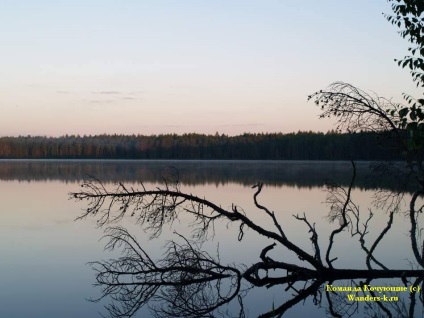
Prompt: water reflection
<box><xmin>1</xmin><ymin>160</ymin><xmax>420</xmax><ymax>317</ymax></box>
<box><xmin>70</xmin><ymin>163</ymin><xmax>424</xmax><ymax>317</ymax></box>
<box><xmin>0</xmin><ymin>159</ymin><xmax>411</xmax><ymax>191</ymax></box>
<box><xmin>88</xmin><ymin>226</ymin><xmax>424</xmax><ymax>318</ymax></box>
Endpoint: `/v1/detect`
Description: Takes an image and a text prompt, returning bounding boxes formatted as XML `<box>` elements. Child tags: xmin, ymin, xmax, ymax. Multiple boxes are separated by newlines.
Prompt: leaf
<box><xmin>399</xmin><ymin>107</ymin><xmax>410</xmax><ymax>118</ymax></box>
<box><xmin>410</xmin><ymin>112</ymin><xmax>417</xmax><ymax>121</ymax></box>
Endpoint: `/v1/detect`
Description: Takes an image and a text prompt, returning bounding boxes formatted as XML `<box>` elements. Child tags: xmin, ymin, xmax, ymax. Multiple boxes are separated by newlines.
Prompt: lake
<box><xmin>0</xmin><ymin>160</ymin><xmax>421</xmax><ymax>317</ymax></box>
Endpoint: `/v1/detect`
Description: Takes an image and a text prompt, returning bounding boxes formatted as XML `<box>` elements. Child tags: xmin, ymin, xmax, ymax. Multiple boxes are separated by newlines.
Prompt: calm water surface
<box><xmin>0</xmin><ymin>160</ymin><xmax>419</xmax><ymax>317</ymax></box>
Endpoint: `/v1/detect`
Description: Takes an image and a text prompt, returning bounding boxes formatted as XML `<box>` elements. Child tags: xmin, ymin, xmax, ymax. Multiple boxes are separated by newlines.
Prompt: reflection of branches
<box><xmin>325</xmin><ymin>281</ymin><xmax>359</xmax><ymax>318</ymax></box>
<box><xmin>90</xmin><ymin>226</ymin><xmax>241</xmax><ymax>318</ymax></box>
<box><xmin>75</xmin><ymin>175</ymin><xmax>324</xmax><ymax>270</ymax></box>
<box><xmin>325</xmin><ymin>161</ymin><xmax>356</xmax><ymax>269</ymax></box>
<box><xmin>369</xmin><ymin>161</ymin><xmax>408</xmax><ymax>211</ymax></box>
<box><xmin>71</xmin><ymin>171</ymin><xmax>424</xmax><ymax>317</ymax></box>
<box><xmin>72</xmin><ymin>81</ymin><xmax>424</xmax><ymax>316</ymax></box>
<box><xmin>258</xmin><ymin>280</ymin><xmax>322</xmax><ymax>318</ymax></box>
<box><xmin>325</xmin><ymin>164</ymin><xmax>399</xmax><ymax>272</ymax></box>
<box><xmin>352</xmin><ymin>209</ymin><xmax>394</xmax><ymax>271</ymax></box>
<box><xmin>324</xmin><ymin>277</ymin><xmax>423</xmax><ymax>318</ymax></box>
<box><xmin>362</xmin><ymin>278</ymin><xmax>424</xmax><ymax>318</ymax></box>
<box><xmin>74</xmin><ymin>174</ymin><xmax>332</xmax><ymax>317</ymax></box>
<box><xmin>410</xmin><ymin>189</ymin><xmax>424</xmax><ymax>268</ymax></box>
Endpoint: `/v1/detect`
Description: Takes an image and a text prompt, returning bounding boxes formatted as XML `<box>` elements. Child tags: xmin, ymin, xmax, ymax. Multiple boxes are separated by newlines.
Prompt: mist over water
<box><xmin>0</xmin><ymin>160</ymin><xmax>418</xmax><ymax>317</ymax></box>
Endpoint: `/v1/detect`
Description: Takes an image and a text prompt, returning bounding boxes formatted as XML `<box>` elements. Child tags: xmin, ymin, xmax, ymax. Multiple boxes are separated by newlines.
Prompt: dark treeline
<box><xmin>0</xmin><ymin>131</ymin><xmax>401</xmax><ymax>160</ymax></box>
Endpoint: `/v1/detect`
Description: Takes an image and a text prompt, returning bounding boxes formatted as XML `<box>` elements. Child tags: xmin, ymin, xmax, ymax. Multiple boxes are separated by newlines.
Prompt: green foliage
<box><xmin>395</xmin><ymin>94</ymin><xmax>424</xmax><ymax>150</ymax></box>
<box><xmin>384</xmin><ymin>1</ymin><xmax>424</xmax><ymax>155</ymax></box>
<box><xmin>384</xmin><ymin>0</ymin><xmax>424</xmax><ymax>87</ymax></box>
<box><xmin>310</xmin><ymin>3</ymin><xmax>424</xmax><ymax>171</ymax></box>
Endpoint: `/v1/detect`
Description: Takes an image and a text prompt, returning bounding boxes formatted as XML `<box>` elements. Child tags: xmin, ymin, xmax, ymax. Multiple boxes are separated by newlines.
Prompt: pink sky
<box><xmin>1</xmin><ymin>1</ymin><xmax>421</xmax><ymax>136</ymax></box>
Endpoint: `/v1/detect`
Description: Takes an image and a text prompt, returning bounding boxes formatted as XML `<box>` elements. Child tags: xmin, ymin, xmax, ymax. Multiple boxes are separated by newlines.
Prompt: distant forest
<box><xmin>0</xmin><ymin>131</ymin><xmax>402</xmax><ymax>160</ymax></box>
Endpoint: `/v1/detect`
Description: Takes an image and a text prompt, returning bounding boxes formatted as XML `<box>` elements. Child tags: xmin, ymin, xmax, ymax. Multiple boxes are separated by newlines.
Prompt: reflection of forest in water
<box><xmin>0</xmin><ymin>159</ymin><xmax>419</xmax><ymax>317</ymax></box>
<box><xmin>68</xmin><ymin>161</ymin><xmax>423</xmax><ymax>318</ymax></box>
<box><xmin>0</xmin><ymin>160</ymin><xmax>408</xmax><ymax>191</ymax></box>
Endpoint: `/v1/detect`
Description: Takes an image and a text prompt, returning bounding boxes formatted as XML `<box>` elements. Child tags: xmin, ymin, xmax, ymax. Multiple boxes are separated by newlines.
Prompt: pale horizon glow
<box><xmin>0</xmin><ymin>1</ymin><xmax>421</xmax><ymax>137</ymax></box>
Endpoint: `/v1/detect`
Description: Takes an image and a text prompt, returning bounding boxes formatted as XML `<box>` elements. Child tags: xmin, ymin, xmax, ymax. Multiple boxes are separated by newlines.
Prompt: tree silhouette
<box><xmin>71</xmin><ymin>78</ymin><xmax>424</xmax><ymax>317</ymax></box>
<box><xmin>71</xmin><ymin>155</ymin><xmax>424</xmax><ymax>317</ymax></box>
<box><xmin>384</xmin><ymin>0</ymin><xmax>424</xmax><ymax>88</ymax></box>
<box><xmin>70</xmin><ymin>2</ymin><xmax>424</xmax><ymax>316</ymax></box>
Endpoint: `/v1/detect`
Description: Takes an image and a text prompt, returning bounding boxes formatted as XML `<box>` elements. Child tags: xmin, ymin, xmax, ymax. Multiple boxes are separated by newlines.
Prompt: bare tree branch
<box><xmin>309</xmin><ymin>82</ymin><xmax>401</xmax><ymax>135</ymax></box>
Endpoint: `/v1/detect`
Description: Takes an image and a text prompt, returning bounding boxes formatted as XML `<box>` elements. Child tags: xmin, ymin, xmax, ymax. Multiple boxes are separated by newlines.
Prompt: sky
<box><xmin>0</xmin><ymin>0</ymin><xmax>421</xmax><ymax>137</ymax></box>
